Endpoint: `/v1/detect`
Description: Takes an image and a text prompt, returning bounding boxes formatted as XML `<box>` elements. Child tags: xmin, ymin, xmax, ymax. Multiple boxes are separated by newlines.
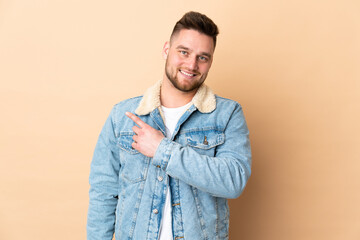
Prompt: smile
<box><xmin>179</xmin><ymin>70</ymin><xmax>197</xmax><ymax>77</ymax></box>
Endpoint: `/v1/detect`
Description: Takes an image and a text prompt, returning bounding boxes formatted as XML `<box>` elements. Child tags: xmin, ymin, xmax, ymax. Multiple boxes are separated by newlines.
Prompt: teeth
<box><xmin>180</xmin><ymin>70</ymin><xmax>195</xmax><ymax>77</ymax></box>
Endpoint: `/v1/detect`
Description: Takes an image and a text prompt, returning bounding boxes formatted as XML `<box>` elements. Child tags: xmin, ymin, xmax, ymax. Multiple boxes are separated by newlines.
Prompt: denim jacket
<box><xmin>87</xmin><ymin>81</ymin><xmax>252</xmax><ymax>240</ymax></box>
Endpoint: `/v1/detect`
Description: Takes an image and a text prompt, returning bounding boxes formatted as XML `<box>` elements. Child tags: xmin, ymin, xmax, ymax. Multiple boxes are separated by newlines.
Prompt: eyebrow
<box><xmin>176</xmin><ymin>45</ymin><xmax>212</xmax><ymax>58</ymax></box>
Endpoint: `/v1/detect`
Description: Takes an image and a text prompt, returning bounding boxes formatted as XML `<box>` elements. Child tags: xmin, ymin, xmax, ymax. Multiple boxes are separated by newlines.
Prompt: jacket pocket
<box><xmin>184</xmin><ymin>128</ymin><xmax>225</xmax><ymax>156</ymax></box>
<box><xmin>117</xmin><ymin>132</ymin><xmax>149</xmax><ymax>183</ymax></box>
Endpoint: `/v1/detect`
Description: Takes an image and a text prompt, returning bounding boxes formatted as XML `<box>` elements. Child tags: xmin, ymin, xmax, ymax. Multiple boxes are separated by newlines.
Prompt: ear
<box><xmin>162</xmin><ymin>41</ymin><xmax>170</xmax><ymax>60</ymax></box>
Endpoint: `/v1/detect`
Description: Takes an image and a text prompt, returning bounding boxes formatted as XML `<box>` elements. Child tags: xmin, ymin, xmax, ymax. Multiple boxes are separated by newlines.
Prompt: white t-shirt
<box><xmin>158</xmin><ymin>102</ymin><xmax>192</xmax><ymax>240</ymax></box>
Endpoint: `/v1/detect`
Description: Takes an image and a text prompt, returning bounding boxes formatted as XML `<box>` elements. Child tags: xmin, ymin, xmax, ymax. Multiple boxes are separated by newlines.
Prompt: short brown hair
<box><xmin>170</xmin><ymin>11</ymin><xmax>219</xmax><ymax>48</ymax></box>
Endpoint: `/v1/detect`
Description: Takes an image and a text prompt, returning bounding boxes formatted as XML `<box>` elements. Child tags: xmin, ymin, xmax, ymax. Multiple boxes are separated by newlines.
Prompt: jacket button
<box><xmin>153</xmin><ymin>209</ymin><xmax>159</xmax><ymax>214</ymax></box>
<box><xmin>157</xmin><ymin>176</ymin><xmax>163</xmax><ymax>182</ymax></box>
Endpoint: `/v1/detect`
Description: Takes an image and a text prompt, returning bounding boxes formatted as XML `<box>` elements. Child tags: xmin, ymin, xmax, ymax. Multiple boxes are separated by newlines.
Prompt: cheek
<box><xmin>170</xmin><ymin>52</ymin><xmax>185</xmax><ymax>63</ymax></box>
<box><xmin>171</xmin><ymin>56</ymin><xmax>183</xmax><ymax>66</ymax></box>
<box><xmin>199</xmin><ymin>64</ymin><xmax>211</xmax><ymax>74</ymax></box>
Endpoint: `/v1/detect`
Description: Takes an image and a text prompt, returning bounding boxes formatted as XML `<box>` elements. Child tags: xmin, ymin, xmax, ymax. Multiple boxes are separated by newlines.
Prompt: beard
<box><xmin>165</xmin><ymin>59</ymin><xmax>207</xmax><ymax>93</ymax></box>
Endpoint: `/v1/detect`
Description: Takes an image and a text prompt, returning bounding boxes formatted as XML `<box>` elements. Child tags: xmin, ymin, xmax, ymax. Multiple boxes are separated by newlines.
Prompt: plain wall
<box><xmin>0</xmin><ymin>0</ymin><xmax>359</xmax><ymax>239</ymax></box>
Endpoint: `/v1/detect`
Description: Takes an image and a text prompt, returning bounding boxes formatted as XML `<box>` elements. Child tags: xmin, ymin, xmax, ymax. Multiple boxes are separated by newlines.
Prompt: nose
<box><xmin>186</xmin><ymin>56</ymin><xmax>198</xmax><ymax>71</ymax></box>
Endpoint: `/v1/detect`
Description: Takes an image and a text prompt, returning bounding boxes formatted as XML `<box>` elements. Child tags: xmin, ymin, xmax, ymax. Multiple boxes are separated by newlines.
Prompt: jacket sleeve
<box><xmin>152</xmin><ymin>103</ymin><xmax>251</xmax><ymax>199</ymax></box>
<box><xmin>87</xmin><ymin>107</ymin><xmax>120</xmax><ymax>240</ymax></box>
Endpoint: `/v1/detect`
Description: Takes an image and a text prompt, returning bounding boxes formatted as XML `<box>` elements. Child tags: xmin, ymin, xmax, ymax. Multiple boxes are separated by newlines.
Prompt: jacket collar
<box><xmin>135</xmin><ymin>80</ymin><xmax>216</xmax><ymax>116</ymax></box>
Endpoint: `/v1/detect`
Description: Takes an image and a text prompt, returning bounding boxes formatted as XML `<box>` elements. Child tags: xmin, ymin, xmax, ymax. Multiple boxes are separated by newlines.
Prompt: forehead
<box><xmin>170</xmin><ymin>29</ymin><xmax>214</xmax><ymax>54</ymax></box>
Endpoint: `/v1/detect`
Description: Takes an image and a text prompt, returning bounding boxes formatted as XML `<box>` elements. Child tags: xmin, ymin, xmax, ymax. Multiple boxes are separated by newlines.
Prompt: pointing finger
<box><xmin>125</xmin><ymin>112</ymin><xmax>146</xmax><ymax>128</ymax></box>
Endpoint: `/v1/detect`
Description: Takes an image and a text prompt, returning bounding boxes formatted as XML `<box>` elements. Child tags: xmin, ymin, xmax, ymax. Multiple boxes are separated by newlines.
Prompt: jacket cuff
<box><xmin>152</xmin><ymin>138</ymin><xmax>176</xmax><ymax>170</ymax></box>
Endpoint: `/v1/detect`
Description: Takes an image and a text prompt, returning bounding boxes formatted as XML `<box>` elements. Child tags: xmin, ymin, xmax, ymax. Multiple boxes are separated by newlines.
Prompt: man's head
<box><xmin>170</xmin><ymin>11</ymin><xmax>219</xmax><ymax>49</ymax></box>
<box><xmin>163</xmin><ymin>12</ymin><xmax>219</xmax><ymax>93</ymax></box>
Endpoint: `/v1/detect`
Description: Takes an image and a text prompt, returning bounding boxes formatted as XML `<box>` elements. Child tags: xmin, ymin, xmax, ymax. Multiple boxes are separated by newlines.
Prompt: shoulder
<box><xmin>215</xmin><ymin>95</ymin><xmax>243</xmax><ymax>110</ymax></box>
<box><xmin>112</xmin><ymin>96</ymin><xmax>143</xmax><ymax>112</ymax></box>
<box><xmin>214</xmin><ymin>95</ymin><xmax>249</xmax><ymax>131</ymax></box>
<box><xmin>108</xmin><ymin>96</ymin><xmax>143</xmax><ymax>122</ymax></box>
<box><xmin>115</xmin><ymin>95</ymin><xmax>142</xmax><ymax>107</ymax></box>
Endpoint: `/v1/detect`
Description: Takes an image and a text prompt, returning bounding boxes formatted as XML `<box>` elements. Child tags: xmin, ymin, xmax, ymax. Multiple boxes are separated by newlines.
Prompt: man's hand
<box><xmin>125</xmin><ymin>112</ymin><xmax>164</xmax><ymax>158</ymax></box>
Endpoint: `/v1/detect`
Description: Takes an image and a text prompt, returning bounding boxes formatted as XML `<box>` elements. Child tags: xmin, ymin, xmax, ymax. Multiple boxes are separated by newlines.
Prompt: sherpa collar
<box><xmin>135</xmin><ymin>80</ymin><xmax>216</xmax><ymax>116</ymax></box>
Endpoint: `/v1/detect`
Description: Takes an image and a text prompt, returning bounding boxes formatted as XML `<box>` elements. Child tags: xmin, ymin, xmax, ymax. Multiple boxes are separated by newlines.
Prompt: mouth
<box><xmin>179</xmin><ymin>69</ymin><xmax>197</xmax><ymax>78</ymax></box>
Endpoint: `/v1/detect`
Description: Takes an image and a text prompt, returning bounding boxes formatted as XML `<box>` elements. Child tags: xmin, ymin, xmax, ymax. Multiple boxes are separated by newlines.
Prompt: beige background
<box><xmin>1</xmin><ymin>0</ymin><xmax>359</xmax><ymax>239</ymax></box>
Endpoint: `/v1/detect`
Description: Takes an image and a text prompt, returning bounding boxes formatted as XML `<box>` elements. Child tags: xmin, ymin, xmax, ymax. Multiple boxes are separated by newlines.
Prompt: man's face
<box><xmin>163</xmin><ymin>29</ymin><xmax>215</xmax><ymax>93</ymax></box>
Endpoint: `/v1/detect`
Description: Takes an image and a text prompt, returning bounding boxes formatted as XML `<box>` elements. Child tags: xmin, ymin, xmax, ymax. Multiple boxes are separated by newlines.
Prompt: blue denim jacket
<box><xmin>87</xmin><ymin>81</ymin><xmax>252</xmax><ymax>240</ymax></box>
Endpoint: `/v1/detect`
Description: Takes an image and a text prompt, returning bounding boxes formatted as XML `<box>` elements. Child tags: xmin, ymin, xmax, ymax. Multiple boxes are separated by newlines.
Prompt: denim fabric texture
<box><xmin>87</xmin><ymin>83</ymin><xmax>252</xmax><ymax>240</ymax></box>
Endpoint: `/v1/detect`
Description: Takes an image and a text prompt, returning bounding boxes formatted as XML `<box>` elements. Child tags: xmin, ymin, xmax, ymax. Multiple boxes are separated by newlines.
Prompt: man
<box><xmin>87</xmin><ymin>11</ymin><xmax>251</xmax><ymax>240</ymax></box>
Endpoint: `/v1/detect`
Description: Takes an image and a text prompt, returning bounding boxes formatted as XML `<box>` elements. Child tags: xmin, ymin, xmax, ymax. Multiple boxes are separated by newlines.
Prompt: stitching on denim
<box><xmin>128</xmin><ymin>179</ymin><xmax>146</xmax><ymax>238</ymax></box>
<box><xmin>112</xmin><ymin>105</ymin><xmax>118</xmax><ymax>138</ymax></box>
<box><xmin>118</xmin><ymin>131</ymin><xmax>135</xmax><ymax>136</ymax></box>
<box><xmin>162</xmin><ymin>139</ymin><xmax>175</xmax><ymax>170</ymax></box>
<box><xmin>119</xmin><ymin>155</ymin><xmax>149</xmax><ymax>183</ymax></box>
<box><xmin>179</xmin><ymin>126</ymin><xmax>225</xmax><ymax>134</ymax></box>
<box><xmin>215</xmin><ymin>197</ymin><xmax>219</xmax><ymax>240</ymax></box>
<box><xmin>175</xmin><ymin>178</ymin><xmax>185</xmax><ymax>239</ymax></box>
<box><xmin>115</xmin><ymin>192</ymin><xmax>126</xmax><ymax>239</ymax></box>
<box><xmin>145</xmin><ymin>169</ymin><xmax>159</xmax><ymax>240</ymax></box>
<box><xmin>166</xmin><ymin>178</ymin><xmax>185</xmax><ymax>240</ymax></box>
<box><xmin>185</xmin><ymin>133</ymin><xmax>225</xmax><ymax>149</ymax></box>
<box><xmin>192</xmin><ymin>187</ymin><xmax>208</xmax><ymax>240</ymax></box>
<box><xmin>117</xmin><ymin>133</ymin><xmax>139</xmax><ymax>154</ymax></box>
<box><xmin>151</xmin><ymin>109</ymin><xmax>167</xmax><ymax>136</ymax></box>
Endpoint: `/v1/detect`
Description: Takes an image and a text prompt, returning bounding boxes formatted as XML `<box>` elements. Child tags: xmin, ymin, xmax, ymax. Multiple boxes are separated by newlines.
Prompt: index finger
<box><xmin>125</xmin><ymin>112</ymin><xmax>146</xmax><ymax>128</ymax></box>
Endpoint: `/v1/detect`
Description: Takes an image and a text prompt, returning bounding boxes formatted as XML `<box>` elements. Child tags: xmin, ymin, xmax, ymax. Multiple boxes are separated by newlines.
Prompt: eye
<box><xmin>198</xmin><ymin>56</ymin><xmax>208</xmax><ymax>62</ymax></box>
<box><xmin>180</xmin><ymin>50</ymin><xmax>188</xmax><ymax>55</ymax></box>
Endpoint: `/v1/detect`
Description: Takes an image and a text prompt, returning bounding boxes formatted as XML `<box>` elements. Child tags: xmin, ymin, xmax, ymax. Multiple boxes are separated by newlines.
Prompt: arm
<box><xmin>87</xmin><ymin>107</ymin><xmax>120</xmax><ymax>240</ymax></box>
<box><xmin>153</xmin><ymin>104</ymin><xmax>251</xmax><ymax>199</ymax></box>
<box><xmin>126</xmin><ymin>104</ymin><xmax>251</xmax><ymax>199</ymax></box>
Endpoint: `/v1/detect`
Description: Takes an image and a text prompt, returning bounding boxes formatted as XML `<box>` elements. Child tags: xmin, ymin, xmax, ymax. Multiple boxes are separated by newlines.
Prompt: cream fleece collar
<box><xmin>135</xmin><ymin>80</ymin><xmax>216</xmax><ymax>116</ymax></box>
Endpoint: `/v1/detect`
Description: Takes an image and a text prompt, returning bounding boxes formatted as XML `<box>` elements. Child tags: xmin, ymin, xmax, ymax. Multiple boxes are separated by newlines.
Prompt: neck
<box><xmin>160</xmin><ymin>77</ymin><xmax>197</xmax><ymax>108</ymax></box>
